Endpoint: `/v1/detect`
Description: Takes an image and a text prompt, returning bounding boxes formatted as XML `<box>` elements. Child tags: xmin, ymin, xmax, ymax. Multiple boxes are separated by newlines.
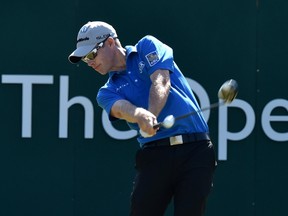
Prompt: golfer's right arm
<box><xmin>111</xmin><ymin>100</ymin><xmax>158</xmax><ymax>136</ymax></box>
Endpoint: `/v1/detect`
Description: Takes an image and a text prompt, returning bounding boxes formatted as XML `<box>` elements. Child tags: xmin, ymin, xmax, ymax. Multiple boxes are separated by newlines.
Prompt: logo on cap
<box><xmin>80</xmin><ymin>25</ymin><xmax>90</xmax><ymax>33</ymax></box>
<box><xmin>96</xmin><ymin>34</ymin><xmax>111</xmax><ymax>40</ymax></box>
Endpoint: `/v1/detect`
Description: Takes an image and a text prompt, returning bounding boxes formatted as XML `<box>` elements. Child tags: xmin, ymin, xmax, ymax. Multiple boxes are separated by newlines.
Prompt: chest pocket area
<box><xmin>122</xmin><ymin>71</ymin><xmax>150</xmax><ymax>107</ymax></box>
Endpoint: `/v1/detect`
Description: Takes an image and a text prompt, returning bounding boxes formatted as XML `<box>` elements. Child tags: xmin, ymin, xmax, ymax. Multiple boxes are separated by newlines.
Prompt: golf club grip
<box><xmin>153</xmin><ymin>123</ymin><xmax>161</xmax><ymax>129</ymax></box>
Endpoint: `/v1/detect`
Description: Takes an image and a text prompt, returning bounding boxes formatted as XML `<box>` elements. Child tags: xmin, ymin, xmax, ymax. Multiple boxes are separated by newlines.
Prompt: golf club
<box><xmin>140</xmin><ymin>79</ymin><xmax>239</xmax><ymax>137</ymax></box>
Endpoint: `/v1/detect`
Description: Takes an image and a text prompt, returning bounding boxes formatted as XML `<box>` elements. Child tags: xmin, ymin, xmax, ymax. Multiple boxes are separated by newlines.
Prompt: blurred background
<box><xmin>0</xmin><ymin>0</ymin><xmax>287</xmax><ymax>215</ymax></box>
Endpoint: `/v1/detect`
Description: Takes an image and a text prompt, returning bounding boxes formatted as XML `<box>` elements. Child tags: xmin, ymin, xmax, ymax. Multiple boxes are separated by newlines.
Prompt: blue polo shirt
<box><xmin>97</xmin><ymin>35</ymin><xmax>209</xmax><ymax>146</ymax></box>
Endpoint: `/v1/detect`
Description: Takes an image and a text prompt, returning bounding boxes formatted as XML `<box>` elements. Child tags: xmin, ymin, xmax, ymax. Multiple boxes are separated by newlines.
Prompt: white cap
<box><xmin>68</xmin><ymin>21</ymin><xmax>117</xmax><ymax>63</ymax></box>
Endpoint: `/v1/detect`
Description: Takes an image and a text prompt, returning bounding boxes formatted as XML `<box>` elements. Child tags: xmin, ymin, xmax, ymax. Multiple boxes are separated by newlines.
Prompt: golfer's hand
<box><xmin>136</xmin><ymin>108</ymin><xmax>158</xmax><ymax>137</ymax></box>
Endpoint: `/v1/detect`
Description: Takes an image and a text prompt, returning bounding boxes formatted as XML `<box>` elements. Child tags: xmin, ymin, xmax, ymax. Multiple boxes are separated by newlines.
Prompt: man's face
<box><xmin>85</xmin><ymin>38</ymin><xmax>115</xmax><ymax>75</ymax></box>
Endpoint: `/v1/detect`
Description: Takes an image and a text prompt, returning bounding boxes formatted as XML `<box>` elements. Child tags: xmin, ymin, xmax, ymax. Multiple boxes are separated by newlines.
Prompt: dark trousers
<box><xmin>130</xmin><ymin>140</ymin><xmax>217</xmax><ymax>216</ymax></box>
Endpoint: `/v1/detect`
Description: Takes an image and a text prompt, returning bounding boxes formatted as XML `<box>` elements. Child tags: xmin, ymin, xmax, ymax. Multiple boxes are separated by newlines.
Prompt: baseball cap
<box><xmin>68</xmin><ymin>21</ymin><xmax>117</xmax><ymax>63</ymax></box>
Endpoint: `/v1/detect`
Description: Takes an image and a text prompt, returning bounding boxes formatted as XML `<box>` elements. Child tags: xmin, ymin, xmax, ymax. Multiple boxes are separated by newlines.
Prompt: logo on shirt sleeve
<box><xmin>145</xmin><ymin>51</ymin><xmax>159</xmax><ymax>66</ymax></box>
<box><xmin>138</xmin><ymin>61</ymin><xmax>145</xmax><ymax>73</ymax></box>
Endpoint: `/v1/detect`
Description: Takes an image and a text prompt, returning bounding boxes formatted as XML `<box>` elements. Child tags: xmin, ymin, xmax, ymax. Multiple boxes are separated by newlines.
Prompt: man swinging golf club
<box><xmin>68</xmin><ymin>21</ymin><xmax>237</xmax><ymax>216</ymax></box>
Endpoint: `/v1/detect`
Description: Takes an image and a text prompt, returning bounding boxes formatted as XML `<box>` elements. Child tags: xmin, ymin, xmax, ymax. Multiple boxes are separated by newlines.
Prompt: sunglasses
<box><xmin>81</xmin><ymin>36</ymin><xmax>110</xmax><ymax>63</ymax></box>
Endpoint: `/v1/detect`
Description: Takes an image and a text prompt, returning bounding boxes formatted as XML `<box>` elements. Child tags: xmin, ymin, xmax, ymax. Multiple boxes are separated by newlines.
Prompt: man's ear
<box><xmin>107</xmin><ymin>37</ymin><xmax>115</xmax><ymax>47</ymax></box>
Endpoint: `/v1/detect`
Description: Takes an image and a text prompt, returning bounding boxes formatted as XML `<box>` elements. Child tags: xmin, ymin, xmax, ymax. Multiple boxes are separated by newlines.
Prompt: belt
<box><xmin>143</xmin><ymin>132</ymin><xmax>210</xmax><ymax>149</ymax></box>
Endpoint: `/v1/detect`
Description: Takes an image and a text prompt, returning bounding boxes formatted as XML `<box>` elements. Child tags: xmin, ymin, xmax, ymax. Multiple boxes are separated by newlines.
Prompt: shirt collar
<box><xmin>125</xmin><ymin>45</ymin><xmax>137</xmax><ymax>57</ymax></box>
<box><xmin>108</xmin><ymin>45</ymin><xmax>137</xmax><ymax>78</ymax></box>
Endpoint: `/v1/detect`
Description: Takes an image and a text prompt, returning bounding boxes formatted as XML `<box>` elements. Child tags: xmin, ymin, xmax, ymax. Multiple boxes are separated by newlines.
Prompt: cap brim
<box><xmin>68</xmin><ymin>44</ymin><xmax>95</xmax><ymax>63</ymax></box>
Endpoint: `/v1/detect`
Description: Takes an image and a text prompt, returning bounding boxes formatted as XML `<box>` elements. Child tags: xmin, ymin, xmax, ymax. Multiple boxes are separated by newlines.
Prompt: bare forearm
<box><xmin>111</xmin><ymin>99</ymin><xmax>158</xmax><ymax>136</ymax></box>
<box><xmin>110</xmin><ymin>100</ymin><xmax>140</xmax><ymax>123</ymax></box>
<box><xmin>149</xmin><ymin>69</ymin><xmax>171</xmax><ymax>116</ymax></box>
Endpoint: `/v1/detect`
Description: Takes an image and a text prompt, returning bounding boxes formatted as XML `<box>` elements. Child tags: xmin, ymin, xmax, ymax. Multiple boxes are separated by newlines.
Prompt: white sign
<box><xmin>2</xmin><ymin>75</ymin><xmax>288</xmax><ymax>160</ymax></box>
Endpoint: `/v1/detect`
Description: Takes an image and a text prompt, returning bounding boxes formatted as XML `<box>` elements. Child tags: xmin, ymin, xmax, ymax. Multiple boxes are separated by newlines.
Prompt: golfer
<box><xmin>69</xmin><ymin>21</ymin><xmax>217</xmax><ymax>216</ymax></box>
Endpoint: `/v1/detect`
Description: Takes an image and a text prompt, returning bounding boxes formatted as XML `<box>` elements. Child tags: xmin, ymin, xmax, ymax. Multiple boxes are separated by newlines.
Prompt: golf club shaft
<box><xmin>176</xmin><ymin>101</ymin><xmax>225</xmax><ymax>121</ymax></box>
<box><xmin>153</xmin><ymin>101</ymin><xmax>225</xmax><ymax>129</ymax></box>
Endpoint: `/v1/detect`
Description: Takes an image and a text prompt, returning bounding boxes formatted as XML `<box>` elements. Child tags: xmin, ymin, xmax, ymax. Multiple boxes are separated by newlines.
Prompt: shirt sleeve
<box><xmin>136</xmin><ymin>35</ymin><xmax>175</xmax><ymax>76</ymax></box>
<box><xmin>96</xmin><ymin>82</ymin><xmax>123</xmax><ymax>121</ymax></box>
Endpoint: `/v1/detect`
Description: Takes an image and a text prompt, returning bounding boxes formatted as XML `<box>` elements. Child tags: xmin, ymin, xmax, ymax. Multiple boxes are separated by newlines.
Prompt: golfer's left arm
<box><xmin>148</xmin><ymin>69</ymin><xmax>171</xmax><ymax>117</ymax></box>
